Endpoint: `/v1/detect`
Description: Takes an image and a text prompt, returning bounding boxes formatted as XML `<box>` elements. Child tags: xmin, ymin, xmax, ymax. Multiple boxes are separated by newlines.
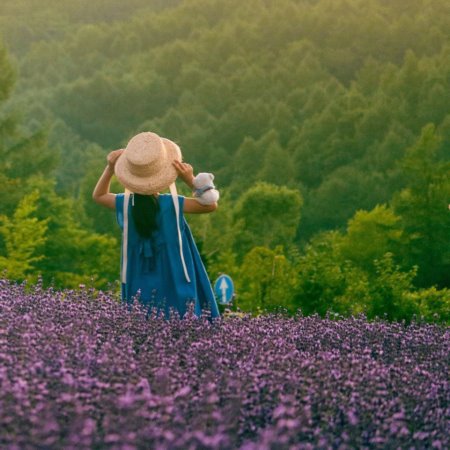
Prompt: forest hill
<box><xmin>0</xmin><ymin>0</ymin><xmax>449</xmax><ymax>321</ymax></box>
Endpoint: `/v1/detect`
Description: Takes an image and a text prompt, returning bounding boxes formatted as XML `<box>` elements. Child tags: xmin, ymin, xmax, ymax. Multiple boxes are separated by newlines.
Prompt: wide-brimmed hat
<box><xmin>115</xmin><ymin>132</ymin><xmax>182</xmax><ymax>194</ymax></box>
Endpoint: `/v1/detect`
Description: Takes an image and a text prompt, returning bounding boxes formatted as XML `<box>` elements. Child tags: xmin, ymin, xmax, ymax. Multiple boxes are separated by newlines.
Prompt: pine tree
<box><xmin>392</xmin><ymin>124</ymin><xmax>450</xmax><ymax>288</ymax></box>
<box><xmin>0</xmin><ymin>41</ymin><xmax>56</xmax><ymax>216</ymax></box>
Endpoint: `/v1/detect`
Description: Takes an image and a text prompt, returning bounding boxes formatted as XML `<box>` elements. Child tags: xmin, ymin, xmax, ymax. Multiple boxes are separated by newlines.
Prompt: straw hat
<box><xmin>115</xmin><ymin>132</ymin><xmax>182</xmax><ymax>194</ymax></box>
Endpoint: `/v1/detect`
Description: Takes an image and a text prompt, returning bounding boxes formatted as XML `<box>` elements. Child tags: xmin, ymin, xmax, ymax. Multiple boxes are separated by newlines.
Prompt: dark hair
<box><xmin>131</xmin><ymin>193</ymin><xmax>160</xmax><ymax>238</ymax></box>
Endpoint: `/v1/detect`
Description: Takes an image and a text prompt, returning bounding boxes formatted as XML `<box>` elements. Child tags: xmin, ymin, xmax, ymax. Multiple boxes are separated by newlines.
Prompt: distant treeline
<box><xmin>0</xmin><ymin>0</ymin><xmax>449</xmax><ymax>322</ymax></box>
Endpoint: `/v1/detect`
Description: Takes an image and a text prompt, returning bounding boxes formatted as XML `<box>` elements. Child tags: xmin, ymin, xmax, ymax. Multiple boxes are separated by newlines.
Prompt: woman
<box><xmin>92</xmin><ymin>131</ymin><xmax>220</xmax><ymax>320</ymax></box>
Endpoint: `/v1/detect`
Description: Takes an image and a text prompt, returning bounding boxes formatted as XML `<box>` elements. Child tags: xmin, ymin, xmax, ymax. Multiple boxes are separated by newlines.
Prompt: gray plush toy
<box><xmin>192</xmin><ymin>173</ymin><xmax>220</xmax><ymax>205</ymax></box>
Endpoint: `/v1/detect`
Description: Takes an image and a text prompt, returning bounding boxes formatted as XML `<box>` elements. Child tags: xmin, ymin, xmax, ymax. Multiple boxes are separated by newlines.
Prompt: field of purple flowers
<box><xmin>0</xmin><ymin>279</ymin><xmax>448</xmax><ymax>449</ymax></box>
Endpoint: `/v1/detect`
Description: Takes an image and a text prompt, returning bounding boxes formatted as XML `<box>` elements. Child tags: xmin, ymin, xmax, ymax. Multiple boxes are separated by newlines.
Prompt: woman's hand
<box><xmin>172</xmin><ymin>160</ymin><xmax>195</xmax><ymax>189</ymax></box>
<box><xmin>107</xmin><ymin>149</ymin><xmax>124</xmax><ymax>172</ymax></box>
<box><xmin>92</xmin><ymin>149</ymin><xmax>124</xmax><ymax>209</ymax></box>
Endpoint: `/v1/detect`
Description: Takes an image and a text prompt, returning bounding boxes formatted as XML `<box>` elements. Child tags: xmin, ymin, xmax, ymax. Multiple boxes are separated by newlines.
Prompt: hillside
<box><xmin>2</xmin><ymin>0</ymin><xmax>449</xmax><ymax>233</ymax></box>
<box><xmin>0</xmin><ymin>0</ymin><xmax>449</xmax><ymax>307</ymax></box>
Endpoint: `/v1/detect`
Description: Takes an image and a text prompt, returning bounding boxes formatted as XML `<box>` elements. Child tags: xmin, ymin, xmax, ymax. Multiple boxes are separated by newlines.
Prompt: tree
<box><xmin>392</xmin><ymin>124</ymin><xmax>450</xmax><ymax>288</ymax></box>
<box><xmin>231</xmin><ymin>136</ymin><xmax>264</xmax><ymax>195</ymax></box>
<box><xmin>293</xmin><ymin>230</ymin><xmax>424</xmax><ymax>322</ymax></box>
<box><xmin>0</xmin><ymin>191</ymin><xmax>48</xmax><ymax>282</ymax></box>
<box><xmin>186</xmin><ymin>192</ymin><xmax>237</xmax><ymax>279</ymax></box>
<box><xmin>302</xmin><ymin>166</ymin><xmax>387</xmax><ymax>235</ymax></box>
<box><xmin>0</xmin><ymin>41</ymin><xmax>56</xmax><ymax>216</ymax></box>
<box><xmin>27</xmin><ymin>178</ymin><xmax>119</xmax><ymax>290</ymax></box>
<box><xmin>367</xmin><ymin>253</ymin><xmax>420</xmax><ymax>323</ymax></box>
<box><xmin>293</xmin><ymin>231</ymin><xmax>364</xmax><ymax>317</ymax></box>
<box><xmin>340</xmin><ymin>204</ymin><xmax>405</xmax><ymax>272</ymax></box>
<box><xmin>237</xmin><ymin>246</ymin><xmax>297</xmax><ymax>315</ymax></box>
<box><xmin>257</xmin><ymin>130</ymin><xmax>295</xmax><ymax>187</ymax></box>
<box><xmin>78</xmin><ymin>147</ymin><xmax>123</xmax><ymax>235</ymax></box>
<box><xmin>232</xmin><ymin>182</ymin><xmax>303</xmax><ymax>259</ymax></box>
<box><xmin>0</xmin><ymin>40</ymin><xmax>15</xmax><ymax>102</ymax></box>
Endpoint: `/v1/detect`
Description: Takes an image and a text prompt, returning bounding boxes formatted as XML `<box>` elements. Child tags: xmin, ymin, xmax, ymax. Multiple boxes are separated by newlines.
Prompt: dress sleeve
<box><xmin>115</xmin><ymin>193</ymin><xmax>124</xmax><ymax>230</ymax></box>
<box><xmin>160</xmin><ymin>193</ymin><xmax>184</xmax><ymax>210</ymax></box>
<box><xmin>159</xmin><ymin>193</ymin><xmax>185</xmax><ymax>224</ymax></box>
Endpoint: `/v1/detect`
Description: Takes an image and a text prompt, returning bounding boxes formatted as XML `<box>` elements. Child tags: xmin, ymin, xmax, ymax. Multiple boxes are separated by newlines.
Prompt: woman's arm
<box><xmin>184</xmin><ymin>198</ymin><xmax>218</xmax><ymax>213</ymax></box>
<box><xmin>92</xmin><ymin>149</ymin><xmax>124</xmax><ymax>209</ymax></box>
<box><xmin>172</xmin><ymin>160</ymin><xmax>218</xmax><ymax>214</ymax></box>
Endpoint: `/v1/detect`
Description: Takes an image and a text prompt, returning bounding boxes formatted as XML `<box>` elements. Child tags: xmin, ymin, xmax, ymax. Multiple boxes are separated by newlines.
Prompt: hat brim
<box><xmin>114</xmin><ymin>138</ymin><xmax>182</xmax><ymax>194</ymax></box>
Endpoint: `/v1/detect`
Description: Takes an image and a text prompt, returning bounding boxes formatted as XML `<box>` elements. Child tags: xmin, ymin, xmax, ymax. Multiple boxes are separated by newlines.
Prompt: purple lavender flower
<box><xmin>0</xmin><ymin>279</ymin><xmax>448</xmax><ymax>449</ymax></box>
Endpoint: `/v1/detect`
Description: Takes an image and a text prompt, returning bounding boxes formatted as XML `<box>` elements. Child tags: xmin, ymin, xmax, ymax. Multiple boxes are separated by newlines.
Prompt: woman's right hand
<box><xmin>172</xmin><ymin>160</ymin><xmax>195</xmax><ymax>189</ymax></box>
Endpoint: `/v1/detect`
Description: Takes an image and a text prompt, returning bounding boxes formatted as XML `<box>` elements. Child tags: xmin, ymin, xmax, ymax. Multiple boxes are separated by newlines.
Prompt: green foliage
<box><xmin>366</xmin><ymin>253</ymin><xmax>420</xmax><ymax>322</ymax></box>
<box><xmin>293</xmin><ymin>231</ymin><xmax>358</xmax><ymax>317</ymax></box>
<box><xmin>237</xmin><ymin>246</ymin><xmax>297</xmax><ymax>315</ymax></box>
<box><xmin>27</xmin><ymin>178</ymin><xmax>119</xmax><ymax>290</ymax></box>
<box><xmin>0</xmin><ymin>191</ymin><xmax>48</xmax><ymax>282</ymax></box>
<box><xmin>78</xmin><ymin>148</ymin><xmax>123</xmax><ymax>235</ymax></box>
<box><xmin>2</xmin><ymin>0</ymin><xmax>450</xmax><ymax>233</ymax></box>
<box><xmin>232</xmin><ymin>183</ymin><xmax>303</xmax><ymax>259</ymax></box>
<box><xmin>186</xmin><ymin>191</ymin><xmax>235</xmax><ymax>272</ymax></box>
<box><xmin>392</xmin><ymin>124</ymin><xmax>450</xmax><ymax>287</ymax></box>
<box><xmin>0</xmin><ymin>40</ymin><xmax>15</xmax><ymax>101</ymax></box>
<box><xmin>406</xmin><ymin>287</ymin><xmax>450</xmax><ymax>324</ymax></box>
<box><xmin>292</xmin><ymin>229</ymin><xmax>446</xmax><ymax>324</ymax></box>
<box><xmin>0</xmin><ymin>41</ymin><xmax>57</xmax><ymax>216</ymax></box>
<box><xmin>0</xmin><ymin>2</ymin><xmax>449</xmax><ymax>323</ymax></box>
<box><xmin>340</xmin><ymin>205</ymin><xmax>404</xmax><ymax>272</ymax></box>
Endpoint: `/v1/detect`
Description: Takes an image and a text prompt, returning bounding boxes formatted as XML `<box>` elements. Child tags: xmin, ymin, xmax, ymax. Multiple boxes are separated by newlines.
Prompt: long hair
<box><xmin>131</xmin><ymin>193</ymin><xmax>160</xmax><ymax>238</ymax></box>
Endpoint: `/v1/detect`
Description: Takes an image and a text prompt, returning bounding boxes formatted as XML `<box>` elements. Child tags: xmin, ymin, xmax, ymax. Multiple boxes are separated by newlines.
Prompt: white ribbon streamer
<box><xmin>170</xmin><ymin>183</ymin><xmax>191</xmax><ymax>283</ymax></box>
<box><xmin>121</xmin><ymin>190</ymin><xmax>130</xmax><ymax>284</ymax></box>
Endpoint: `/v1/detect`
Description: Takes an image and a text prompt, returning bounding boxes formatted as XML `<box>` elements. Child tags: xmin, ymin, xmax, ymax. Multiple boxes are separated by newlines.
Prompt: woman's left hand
<box><xmin>107</xmin><ymin>149</ymin><xmax>124</xmax><ymax>171</ymax></box>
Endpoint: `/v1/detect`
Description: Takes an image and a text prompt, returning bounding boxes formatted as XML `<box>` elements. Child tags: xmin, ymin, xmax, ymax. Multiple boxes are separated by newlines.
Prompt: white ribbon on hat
<box><xmin>121</xmin><ymin>185</ymin><xmax>191</xmax><ymax>286</ymax></box>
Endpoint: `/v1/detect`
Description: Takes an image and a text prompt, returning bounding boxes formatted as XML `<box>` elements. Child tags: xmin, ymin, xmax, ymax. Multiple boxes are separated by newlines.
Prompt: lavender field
<box><xmin>0</xmin><ymin>279</ymin><xmax>448</xmax><ymax>449</ymax></box>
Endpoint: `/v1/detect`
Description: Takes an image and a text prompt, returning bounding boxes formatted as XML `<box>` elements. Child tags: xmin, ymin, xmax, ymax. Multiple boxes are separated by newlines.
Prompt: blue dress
<box><xmin>115</xmin><ymin>193</ymin><xmax>220</xmax><ymax>320</ymax></box>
